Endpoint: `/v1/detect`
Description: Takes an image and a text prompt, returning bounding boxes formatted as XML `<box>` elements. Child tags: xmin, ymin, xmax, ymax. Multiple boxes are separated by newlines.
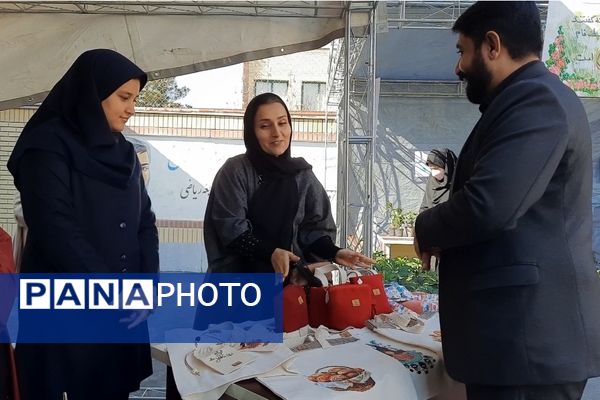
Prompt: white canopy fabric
<box><xmin>0</xmin><ymin>1</ymin><xmax>368</xmax><ymax>110</ymax></box>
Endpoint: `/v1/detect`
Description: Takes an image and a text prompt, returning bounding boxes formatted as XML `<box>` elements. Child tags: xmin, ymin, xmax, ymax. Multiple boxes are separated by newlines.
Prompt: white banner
<box><xmin>543</xmin><ymin>0</ymin><xmax>600</xmax><ymax>96</ymax></box>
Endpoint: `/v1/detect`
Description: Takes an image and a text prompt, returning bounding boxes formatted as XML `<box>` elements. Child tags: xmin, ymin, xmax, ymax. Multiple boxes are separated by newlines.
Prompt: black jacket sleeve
<box><xmin>227</xmin><ymin>230</ymin><xmax>277</xmax><ymax>262</ymax></box>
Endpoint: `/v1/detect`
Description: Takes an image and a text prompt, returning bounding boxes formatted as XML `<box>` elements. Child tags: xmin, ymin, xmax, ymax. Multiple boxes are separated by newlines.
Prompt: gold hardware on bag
<box><xmin>297</xmin><ymin>296</ymin><xmax>304</xmax><ymax>305</ymax></box>
<box><xmin>352</xmin><ymin>299</ymin><xmax>361</xmax><ymax>307</ymax></box>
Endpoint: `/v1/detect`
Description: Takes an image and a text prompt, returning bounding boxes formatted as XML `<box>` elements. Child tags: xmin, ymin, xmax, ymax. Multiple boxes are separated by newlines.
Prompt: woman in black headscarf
<box><xmin>203</xmin><ymin>92</ymin><xmax>373</xmax><ymax>277</ymax></box>
<box><xmin>419</xmin><ymin>148</ymin><xmax>457</xmax><ymax>213</ymax></box>
<box><xmin>7</xmin><ymin>49</ymin><xmax>158</xmax><ymax>400</ymax></box>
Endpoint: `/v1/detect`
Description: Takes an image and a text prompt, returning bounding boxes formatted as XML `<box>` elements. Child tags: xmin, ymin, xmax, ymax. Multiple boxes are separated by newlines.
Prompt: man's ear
<box><xmin>483</xmin><ymin>31</ymin><xmax>502</xmax><ymax>60</ymax></box>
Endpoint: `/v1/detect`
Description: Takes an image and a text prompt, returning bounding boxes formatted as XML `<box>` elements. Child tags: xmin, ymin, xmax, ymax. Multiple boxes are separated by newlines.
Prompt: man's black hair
<box><xmin>453</xmin><ymin>1</ymin><xmax>543</xmax><ymax>59</ymax></box>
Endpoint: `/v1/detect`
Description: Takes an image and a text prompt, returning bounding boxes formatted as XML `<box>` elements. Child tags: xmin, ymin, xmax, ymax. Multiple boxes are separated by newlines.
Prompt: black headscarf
<box><xmin>8</xmin><ymin>49</ymin><xmax>147</xmax><ymax>189</ymax></box>
<box><xmin>429</xmin><ymin>148</ymin><xmax>457</xmax><ymax>203</ymax></box>
<box><xmin>243</xmin><ymin>93</ymin><xmax>311</xmax><ymax>176</ymax></box>
<box><xmin>244</xmin><ymin>93</ymin><xmax>312</xmax><ymax>255</ymax></box>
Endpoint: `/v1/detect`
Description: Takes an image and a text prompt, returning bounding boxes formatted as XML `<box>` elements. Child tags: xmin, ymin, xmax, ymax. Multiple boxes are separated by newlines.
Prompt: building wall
<box><xmin>127</xmin><ymin>107</ymin><xmax>336</xmax><ymax>142</ymax></box>
<box><xmin>0</xmin><ymin>108</ymin><xmax>34</xmax><ymax>235</ymax></box>
<box><xmin>243</xmin><ymin>47</ymin><xmax>331</xmax><ymax>111</ymax></box>
<box><xmin>174</xmin><ymin>47</ymin><xmax>331</xmax><ymax>111</ymax></box>
<box><xmin>339</xmin><ymin>95</ymin><xmax>480</xmax><ymax>243</ymax></box>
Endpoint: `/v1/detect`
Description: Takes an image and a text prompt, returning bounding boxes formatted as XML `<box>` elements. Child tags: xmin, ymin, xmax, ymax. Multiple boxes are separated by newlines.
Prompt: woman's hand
<box><xmin>120</xmin><ymin>310</ymin><xmax>152</xmax><ymax>329</ymax></box>
<box><xmin>334</xmin><ymin>248</ymin><xmax>375</xmax><ymax>268</ymax></box>
<box><xmin>271</xmin><ymin>248</ymin><xmax>299</xmax><ymax>278</ymax></box>
<box><xmin>118</xmin><ymin>287</ymin><xmax>156</xmax><ymax>329</ymax></box>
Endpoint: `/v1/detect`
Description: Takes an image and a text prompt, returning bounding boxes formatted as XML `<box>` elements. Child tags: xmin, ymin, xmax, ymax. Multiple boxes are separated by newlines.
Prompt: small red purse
<box><xmin>282</xmin><ymin>284</ymin><xmax>309</xmax><ymax>333</ymax></box>
<box><xmin>320</xmin><ymin>284</ymin><xmax>374</xmax><ymax>330</ymax></box>
<box><xmin>348</xmin><ymin>274</ymin><xmax>393</xmax><ymax>315</ymax></box>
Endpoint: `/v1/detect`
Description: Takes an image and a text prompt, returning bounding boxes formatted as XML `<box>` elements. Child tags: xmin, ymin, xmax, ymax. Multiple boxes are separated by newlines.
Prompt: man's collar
<box><xmin>479</xmin><ymin>60</ymin><xmax>546</xmax><ymax>113</ymax></box>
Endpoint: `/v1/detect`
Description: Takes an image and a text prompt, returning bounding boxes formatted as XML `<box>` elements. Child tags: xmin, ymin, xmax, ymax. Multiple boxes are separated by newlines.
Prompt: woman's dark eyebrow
<box><xmin>257</xmin><ymin>114</ymin><xmax>287</xmax><ymax>123</ymax></box>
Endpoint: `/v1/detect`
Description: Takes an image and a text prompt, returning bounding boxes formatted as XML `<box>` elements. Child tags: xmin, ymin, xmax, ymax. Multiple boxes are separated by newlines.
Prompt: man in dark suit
<box><xmin>415</xmin><ymin>2</ymin><xmax>600</xmax><ymax>399</ymax></box>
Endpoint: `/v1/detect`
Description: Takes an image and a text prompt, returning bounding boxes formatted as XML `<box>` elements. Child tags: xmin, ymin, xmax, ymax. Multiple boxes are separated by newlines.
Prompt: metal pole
<box><xmin>366</xmin><ymin>3</ymin><xmax>377</xmax><ymax>257</ymax></box>
<box><xmin>323</xmin><ymin>109</ymin><xmax>329</xmax><ymax>191</ymax></box>
<box><xmin>341</xmin><ymin>6</ymin><xmax>351</xmax><ymax>249</ymax></box>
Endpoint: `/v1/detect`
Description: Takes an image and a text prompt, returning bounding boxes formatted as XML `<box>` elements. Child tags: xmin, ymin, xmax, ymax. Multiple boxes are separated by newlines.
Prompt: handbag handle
<box><xmin>346</xmin><ymin>267</ymin><xmax>376</xmax><ymax>280</ymax></box>
<box><xmin>314</xmin><ymin>263</ymin><xmax>348</xmax><ymax>287</ymax></box>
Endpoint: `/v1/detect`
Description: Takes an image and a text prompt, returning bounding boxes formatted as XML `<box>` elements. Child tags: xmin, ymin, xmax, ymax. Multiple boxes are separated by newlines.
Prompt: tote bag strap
<box><xmin>314</xmin><ymin>263</ymin><xmax>348</xmax><ymax>287</ymax></box>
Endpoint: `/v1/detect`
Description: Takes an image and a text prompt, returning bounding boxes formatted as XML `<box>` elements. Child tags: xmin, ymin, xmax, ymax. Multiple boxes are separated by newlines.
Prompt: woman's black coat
<box><xmin>7</xmin><ymin>49</ymin><xmax>158</xmax><ymax>400</ymax></box>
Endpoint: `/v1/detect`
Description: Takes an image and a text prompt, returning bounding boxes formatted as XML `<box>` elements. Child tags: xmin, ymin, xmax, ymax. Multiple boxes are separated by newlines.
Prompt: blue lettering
<box><xmin>92</xmin><ymin>282</ymin><xmax>114</xmax><ymax>306</ymax></box>
<box><xmin>125</xmin><ymin>283</ymin><xmax>149</xmax><ymax>306</ymax></box>
<box><xmin>57</xmin><ymin>283</ymin><xmax>82</xmax><ymax>306</ymax></box>
<box><xmin>26</xmin><ymin>283</ymin><xmax>46</xmax><ymax>306</ymax></box>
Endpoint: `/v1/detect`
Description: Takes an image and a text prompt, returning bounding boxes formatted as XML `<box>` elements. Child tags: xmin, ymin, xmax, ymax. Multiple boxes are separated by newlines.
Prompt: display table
<box><xmin>151</xmin><ymin>315</ymin><xmax>466</xmax><ymax>400</ymax></box>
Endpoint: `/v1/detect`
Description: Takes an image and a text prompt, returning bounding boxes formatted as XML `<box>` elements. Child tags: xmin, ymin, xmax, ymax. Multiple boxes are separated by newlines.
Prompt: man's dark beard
<box><xmin>457</xmin><ymin>51</ymin><xmax>492</xmax><ymax>104</ymax></box>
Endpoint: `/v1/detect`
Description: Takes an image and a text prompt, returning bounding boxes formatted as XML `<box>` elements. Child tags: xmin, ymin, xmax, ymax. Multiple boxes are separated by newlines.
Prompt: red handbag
<box><xmin>282</xmin><ymin>284</ymin><xmax>309</xmax><ymax>333</ymax></box>
<box><xmin>307</xmin><ymin>286</ymin><xmax>328</xmax><ymax>328</ymax></box>
<box><xmin>321</xmin><ymin>284</ymin><xmax>374</xmax><ymax>330</ymax></box>
<box><xmin>308</xmin><ymin>264</ymin><xmax>374</xmax><ymax>330</ymax></box>
<box><xmin>0</xmin><ymin>227</ymin><xmax>15</xmax><ymax>274</ymax></box>
<box><xmin>349</xmin><ymin>274</ymin><xmax>393</xmax><ymax>315</ymax></box>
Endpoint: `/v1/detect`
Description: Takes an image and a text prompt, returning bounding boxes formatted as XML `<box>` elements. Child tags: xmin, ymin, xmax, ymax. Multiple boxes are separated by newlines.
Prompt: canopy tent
<box><xmin>0</xmin><ymin>1</ymin><xmax>369</xmax><ymax>110</ymax></box>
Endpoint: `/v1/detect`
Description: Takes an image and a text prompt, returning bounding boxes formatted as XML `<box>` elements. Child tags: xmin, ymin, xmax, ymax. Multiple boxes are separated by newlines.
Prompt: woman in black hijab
<box><xmin>419</xmin><ymin>148</ymin><xmax>457</xmax><ymax>213</ymax></box>
<box><xmin>203</xmin><ymin>92</ymin><xmax>373</xmax><ymax>277</ymax></box>
<box><xmin>7</xmin><ymin>49</ymin><xmax>158</xmax><ymax>400</ymax></box>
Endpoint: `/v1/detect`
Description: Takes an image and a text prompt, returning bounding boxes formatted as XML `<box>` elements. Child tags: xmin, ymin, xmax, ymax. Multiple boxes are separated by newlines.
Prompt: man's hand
<box><xmin>334</xmin><ymin>249</ymin><xmax>375</xmax><ymax>268</ymax></box>
<box><xmin>414</xmin><ymin>235</ymin><xmax>432</xmax><ymax>271</ymax></box>
<box><xmin>271</xmin><ymin>248</ymin><xmax>299</xmax><ymax>278</ymax></box>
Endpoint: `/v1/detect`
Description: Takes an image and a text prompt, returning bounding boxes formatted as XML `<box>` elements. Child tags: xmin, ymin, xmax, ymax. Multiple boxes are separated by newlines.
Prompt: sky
<box><xmin>175</xmin><ymin>63</ymin><xmax>243</xmax><ymax>109</ymax></box>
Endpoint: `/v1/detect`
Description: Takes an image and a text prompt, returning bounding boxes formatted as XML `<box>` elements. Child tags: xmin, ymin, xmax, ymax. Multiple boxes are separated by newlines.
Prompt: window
<box><xmin>255</xmin><ymin>80</ymin><xmax>289</xmax><ymax>99</ymax></box>
<box><xmin>301</xmin><ymin>82</ymin><xmax>326</xmax><ymax>111</ymax></box>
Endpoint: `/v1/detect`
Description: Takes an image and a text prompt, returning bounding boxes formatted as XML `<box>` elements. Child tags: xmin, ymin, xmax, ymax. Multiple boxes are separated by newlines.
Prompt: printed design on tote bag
<box><xmin>366</xmin><ymin>340</ymin><xmax>437</xmax><ymax>374</ymax></box>
<box><xmin>307</xmin><ymin>365</ymin><xmax>376</xmax><ymax>392</ymax></box>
